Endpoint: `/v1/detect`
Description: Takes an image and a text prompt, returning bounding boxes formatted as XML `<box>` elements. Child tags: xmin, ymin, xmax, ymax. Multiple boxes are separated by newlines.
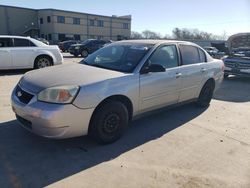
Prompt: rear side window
<box><xmin>13</xmin><ymin>39</ymin><xmax>35</xmax><ymax>47</ymax></box>
<box><xmin>198</xmin><ymin>48</ymin><xmax>206</xmax><ymax>62</ymax></box>
<box><xmin>0</xmin><ymin>38</ymin><xmax>12</xmax><ymax>47</ymax></box>
<box><xmin>179</xmin><ymin>45</ymin><xmax>200</xmax><ymax>65</ymax></box>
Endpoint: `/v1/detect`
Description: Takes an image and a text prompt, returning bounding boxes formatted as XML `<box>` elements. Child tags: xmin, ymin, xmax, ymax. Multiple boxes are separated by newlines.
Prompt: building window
<box><xmin>73</xmin><ymin>17</ymin><xmax>80</xmax><ymax>25</ymax></box>
<box><xmin>58</xmin><ymin>34</ymin><xmax>66</xmax><ymax>41</ymax></box>
<box><xmin>97</xmin><ymin>35</ymin><xmax>103</xmax><ymax>39</ymax></box>
<box><xmin>57</xmin><ymin>16</ymin><xmax>65</xmax><ymax>24</ymax></box>
<box><xmin>48</xmin><ymin>34</ymin><xmax>52</xmax><ymax>40</ymax></box>
<box><xmin>47</xmin><ymin>16</ymin><xmax>51</xmax><ymax>23</ymax></box>
<box><xmin>89</xmin><ymin>35</ymin><xmax>95</xmax><ymax>39</ymax></box>
<box><xmin>40</xmin><ymin>18</ymin><xmax>43</xmax><ymax>24</ymax></box>
<box><xmin>97</xmin><ymin>20</ymin><xmax>104</xmax><ymax>27</ymax></box>
<box><xmin>123</xmin><ymin>23</ymin><xmax>129</xmax><ymax>29</ymax></box>
<box><xmin>74</xmin><ymin>34</ymin><xmax>81</xmax><ymax>40</ymax></box>
<box><xmin>89</xmin><ymin>19</ymin><xmax>95</xmax><ymax>26</ymax></box>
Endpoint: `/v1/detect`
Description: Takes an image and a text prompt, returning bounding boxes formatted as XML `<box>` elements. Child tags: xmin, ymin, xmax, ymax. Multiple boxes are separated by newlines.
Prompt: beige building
<box><xmin>0</xmin><ymin>5</ymin><xmax>132</xmax><ymax>43</ymax></box>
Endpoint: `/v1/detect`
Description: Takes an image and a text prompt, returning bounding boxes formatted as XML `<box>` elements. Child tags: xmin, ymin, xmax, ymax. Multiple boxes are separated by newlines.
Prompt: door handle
<box><xmin>175</xmin><ymin>73</ymin><xmax>182</xmax><ymax>78</ymax></box>
<box><xmin>201</xmin><ymin>68</ymin><xmax>206</xmax><ymax>73</ymax></box>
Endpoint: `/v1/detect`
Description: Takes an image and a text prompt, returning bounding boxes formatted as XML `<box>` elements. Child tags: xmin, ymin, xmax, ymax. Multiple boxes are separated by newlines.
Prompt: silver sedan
<box><xmin>11</xmin><ymin>40</ymin><xmax>224</xmax><ymax>144</ymax></box>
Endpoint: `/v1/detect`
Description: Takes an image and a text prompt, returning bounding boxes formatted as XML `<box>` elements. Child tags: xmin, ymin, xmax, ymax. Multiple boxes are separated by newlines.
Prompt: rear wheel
<box><xmin>81</xmin><ymin>50</ymin><xmax>89</xmax><ymax>58</ymax></box>
<box><xmin>89</xmin><ymin>101</ymin><xmax>129</xmax><ymax>144</ymax></box>
<box><xmin>34</xmin><ymin>56</ymin><xmax>52</xmax><ymax>69</ymax></box>
<box><xmin>196</xmin><ymin>81</ymin><xmax>215</xmax><ymax>107</ymax></box>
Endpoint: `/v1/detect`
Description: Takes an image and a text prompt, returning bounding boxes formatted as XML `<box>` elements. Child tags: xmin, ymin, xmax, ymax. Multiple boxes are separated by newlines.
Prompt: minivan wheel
<box><xmin>34</xmin><ymin>56</ymin><xmax>52</xmax><ymax>69</ymax></box>
<box><xmin>81</xmin><ymin>50</ymin><xmax>88</xmax><ymax>58</ymax></box>
<box><xmin>196</xmin><ymin>81</ymin><xmax>215</xmax><ymax>107</ymax></box>
<box><xmin>89</xmin><ymin>101</ymin><xmax>129</xmax><ymax>144</ymax></box>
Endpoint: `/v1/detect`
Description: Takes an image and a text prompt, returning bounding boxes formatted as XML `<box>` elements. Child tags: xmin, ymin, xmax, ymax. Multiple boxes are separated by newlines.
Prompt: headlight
<box><xmin>38</xmin><ymin>85</ymin><xmax>79</xmax><ymax>104</ymax></box>
<box><xmin>75</xmin><ymin>46</ymin><xmax>80</xmax><ymax>50</ymax></box>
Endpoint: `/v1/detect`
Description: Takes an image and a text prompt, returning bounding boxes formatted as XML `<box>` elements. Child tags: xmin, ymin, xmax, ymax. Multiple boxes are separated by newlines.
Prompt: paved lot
<box><xmin>0</xmin><ymin>54</ymin><xmax>250</xmax><ymax>188</ymax></box>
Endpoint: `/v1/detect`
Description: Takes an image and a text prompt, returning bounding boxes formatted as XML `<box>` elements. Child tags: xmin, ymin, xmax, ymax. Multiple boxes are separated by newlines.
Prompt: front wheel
<box><xmin>34</xmin><ymin>56</ymin><xmax>52</xmax><ymax>69</ymax></box>
<box><xmin>81</xmin><ymin>50</ymin><xmax>89</xmax><ymax>58</ymax></box>
<box><xmin>89</xmin><ymin>101</ymin><xmax>129</xmax><ymax>144</ymax></box>
<box><xmin>196</xmin><ymin>81</ymin><xmax>215</xmax><ymax>107</ymax></box>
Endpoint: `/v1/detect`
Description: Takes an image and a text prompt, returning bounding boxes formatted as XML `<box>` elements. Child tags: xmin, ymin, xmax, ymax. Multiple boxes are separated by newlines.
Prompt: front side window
<box><xmin>0</xmin><ymin>38</ymin><xmax>12</xmax><ymax>47</ymax></box>
<box><xmin>73</xmin><ymin>17</ymin><xmax>80</xmax><ymax>25</ymax></box>
<box><xmin>179</xmin><ymin>45</ymin><xmax>201</xmax><ymax>65</ymax></box>
<box><xmin>57</xmin><ymin>16</ymin><xmax>65</xmax><ymax>23</ymax></box>
<box><xmin>13</xmin><ymin>39</ymin><xmax>34</xmax><ymax>47</ymax></box>
<box><xmin>97</xmin><ymin>20</ymin><xmax>104</xmax><ymax>27</ymax></box>
<box><xmin>198</xmin><ymin>48</ymin><xmax>206</xmax><ymax>62</ymax></box>
<box><xmin>82</xmin><ymin>44</ymin><xmax>152</xmax><ymax>72</ymax></box>
<box><xmin>149</xmin><ymin>45</ymin><xmax>179</xmax><ymax>69</ymax></box>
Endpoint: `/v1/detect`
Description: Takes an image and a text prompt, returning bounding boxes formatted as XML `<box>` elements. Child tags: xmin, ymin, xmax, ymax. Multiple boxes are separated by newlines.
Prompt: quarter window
<box><xmin>149</xmin><ymin>45</ymin><xmax>179</xmax><ymax>69</ymax></box>
<box><xmin>179</xmin><ymin>45</ymin><xmax>201</xmax><ymax>65</ymax></box>
<box><xmin>0</xmin><ymin>38</ymin><xmax>12</xmax><ymax>47</ymax></box>
<box><xmin>198</xmin><ymin>48</ymin><xmax>206</xmax><ymax>62</ymax></box>
<box><xmin>57</xmin><ymin>16</ymin><xmax>65</xmax><ymax>23</ymax></box>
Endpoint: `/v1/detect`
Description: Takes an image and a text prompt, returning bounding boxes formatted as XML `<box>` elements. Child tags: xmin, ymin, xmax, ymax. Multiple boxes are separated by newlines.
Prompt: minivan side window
<box><xmin>149</xmin><ymin>45</ymin><xmax>179</xmax><ymax>69</ymax></box>
<box><xmin>13</xmin><ymin>39</ymin><xmax>35</xmax><ymax>47</ymax></box>
<box><xmin>0</xmin><ymin>38</ymin><xmax>12</xmax><ymax>48</ymax></box>
<box><xmin>179</xmin><ymin>45</ymin><xmax>201</xmax><ymax>65</ymax></box>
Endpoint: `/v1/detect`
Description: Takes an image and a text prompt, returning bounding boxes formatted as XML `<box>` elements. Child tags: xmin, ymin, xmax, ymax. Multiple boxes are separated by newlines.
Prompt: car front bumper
<box><xmin>11</xmin><ymin>86</ymin><xmax>95</xmax><ymax>139</ymax></box>
<box><xmin>224</xmin><ymin>67</ymin><xmax>250</xmax><ymax>77</ymax></box>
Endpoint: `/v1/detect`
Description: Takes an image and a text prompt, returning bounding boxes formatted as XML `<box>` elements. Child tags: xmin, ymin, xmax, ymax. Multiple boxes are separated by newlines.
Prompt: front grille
<box><xmin>225</xmin><ymin>61</ymin><xmax>250</xmax><ymax>70</ymax></box>
<box><xmin>16</xmin><ymin>115</ymin><xmax>32</xmax><ymax>130</ymax></box>
<box><xmin>15</xmin><ymin>85</ymin><xmax>34</xmax><ymax>104</ymax></box>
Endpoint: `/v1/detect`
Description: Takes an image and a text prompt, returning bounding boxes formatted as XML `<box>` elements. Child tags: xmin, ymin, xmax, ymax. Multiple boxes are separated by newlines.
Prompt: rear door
<box><xmin>177</xmin><ymin>44</ymin><xmax>206</xmax><ymax>102</ymax></box>
<box><xmin>10</xmin><ymin>38</ymin><xmax>37</xmax><ymax>68</ymax></box>
<box><xmin>0</xmin><ymin>37</ymin><xmax>12</xmax><ymax>69</ymax></box>
<box><xmin>139</xmin><ymin>44</ymin><xmax>182</xmax><ymax>111</ymax></box>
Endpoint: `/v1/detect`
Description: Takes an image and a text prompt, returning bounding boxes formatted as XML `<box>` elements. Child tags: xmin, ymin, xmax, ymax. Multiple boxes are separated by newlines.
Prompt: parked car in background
<box><xmin>58</xmin><ymin>40</ymin><xmax>79</xmax><ymax>52</ymax></box>
<box><xmin>69</xmin><ymin>39</ymin><xmax>112</xmax><ymax>57</ymax></box>
<box><xmin>204</xmin><ymin>46</ymin><xmax>225</xmax><ymax>59</ymax></box>
<box><xmin>223</xmin><ymin>47</ymin><xmax>250</xmax><ymax>78</ymax></box>
<box><xmin>11</xmin><ymin>40</ymin><xmax>224</xmax><ymax>144</ymax></box>
<box><xmin>35</xmin><ymin>38</ymin><xmax>50</xmax><ymax>45</ymax></box>
<box><xmin>0</xmin><ymin>35</ymin><xmax>63</xmax><ymax>70</ymax></box>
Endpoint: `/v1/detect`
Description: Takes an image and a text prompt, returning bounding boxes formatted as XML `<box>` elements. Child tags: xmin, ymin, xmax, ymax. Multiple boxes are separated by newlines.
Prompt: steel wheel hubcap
<box><xmin>103</xmin><ymin>113</ymin><xmax>120</xmax><ymax>133</ymax></box>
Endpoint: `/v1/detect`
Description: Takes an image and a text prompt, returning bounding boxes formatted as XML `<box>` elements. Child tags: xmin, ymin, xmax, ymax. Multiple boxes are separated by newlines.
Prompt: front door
<box><xmin>139</xmin><ymin>45</ymin><xmax>182</xmax><ymax>112</ymax></box>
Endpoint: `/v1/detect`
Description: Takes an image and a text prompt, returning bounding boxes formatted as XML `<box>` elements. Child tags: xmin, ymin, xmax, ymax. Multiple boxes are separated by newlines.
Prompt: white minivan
<box><xmin>0</xmin><ymin>36</ymin><xmax>63</xmax><ymax>70</ymax></box>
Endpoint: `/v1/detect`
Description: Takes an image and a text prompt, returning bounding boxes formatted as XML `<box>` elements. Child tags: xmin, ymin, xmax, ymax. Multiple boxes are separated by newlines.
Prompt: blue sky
<box><xmin>1</xmin><ymin>0</ymin><xmax>249</xmax><ymax>37</ymax></box>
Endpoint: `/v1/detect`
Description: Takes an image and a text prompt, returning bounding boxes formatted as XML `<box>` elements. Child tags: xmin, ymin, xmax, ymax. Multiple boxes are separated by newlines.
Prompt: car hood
<box><xmin>70</xmin><ymin>44</ymin><xmax>83</xmax><ymax>47</ymax></box>
<box><xmin>19</xmin><ymin>63</ymin><xmax>126</xmax><ymax>93</ymax></box>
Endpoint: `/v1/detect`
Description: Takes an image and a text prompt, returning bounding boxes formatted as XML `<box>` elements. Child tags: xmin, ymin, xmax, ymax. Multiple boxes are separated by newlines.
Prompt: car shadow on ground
<box><xmin>0</xmin><ymin>103</ymin><xmax>206</xmax><ymax>188</ymax></box>
<box><xmin>214</xmin><ymin>76</ymin><xmax>250</xmax><ymax>103</ymax></box>
<box><xmin>0</xmin><ymin>69</ymin><xmax>30</xmax><ymax>76</ymax></box>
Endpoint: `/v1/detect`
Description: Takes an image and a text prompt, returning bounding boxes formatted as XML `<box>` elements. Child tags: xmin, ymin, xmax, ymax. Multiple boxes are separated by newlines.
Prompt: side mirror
<box><xmin>141</xmin><ymin>64</ymin><xmax>165</xmax><ymax>74</ymax></box>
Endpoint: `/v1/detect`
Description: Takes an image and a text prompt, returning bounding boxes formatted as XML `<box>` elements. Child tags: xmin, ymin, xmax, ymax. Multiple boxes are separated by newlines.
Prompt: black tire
<box><xmin>196</xmin><ymin>81</ymin><xmax>215</xmax><ymax>107</ymax></box>
<box><xmin>224</xmin><ymin>74</ymin><xmax>229</xmax><ymax>79</ymax></box>
<box><xmin>89</xmin><ymin>101</ymin><xmax>129</xmax><ymax>144</ymax></box>
<box><xmin>34</xmin><ymin>56</ymin><xmax>52</xmax><ymax>69</ymax></box>
<box><xmin>81</xmin><ymin>50</ymin><xmax>89</xmax><ymax>58</ymax></box>
<box><xmin>74</xmin><ymin>53</ymin><xmax>79</xmax><ymax>57</ymax></box>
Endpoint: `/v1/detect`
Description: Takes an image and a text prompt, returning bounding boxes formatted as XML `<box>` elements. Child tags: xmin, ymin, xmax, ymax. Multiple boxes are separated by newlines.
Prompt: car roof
<box><xmin>0</xmin><ymin>35</ymin><xmax>31</xmax><ymax>39</ymax></box>
<box><xmin>115</xmin><ymin>39</ymin><xmax>195</xmax><ymax>46</ymax></box>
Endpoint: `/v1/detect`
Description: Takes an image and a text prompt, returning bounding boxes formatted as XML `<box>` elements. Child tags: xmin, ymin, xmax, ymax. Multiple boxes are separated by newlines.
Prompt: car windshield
<box><xmin>81</xmin><ymin>44</ymin><xmax>152</xmax><ymax>73</ymax></box>
<box><xmin>81</xmin><ymin>39</ymin><xmax>93</xmax><ymax>45</ymax></box>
